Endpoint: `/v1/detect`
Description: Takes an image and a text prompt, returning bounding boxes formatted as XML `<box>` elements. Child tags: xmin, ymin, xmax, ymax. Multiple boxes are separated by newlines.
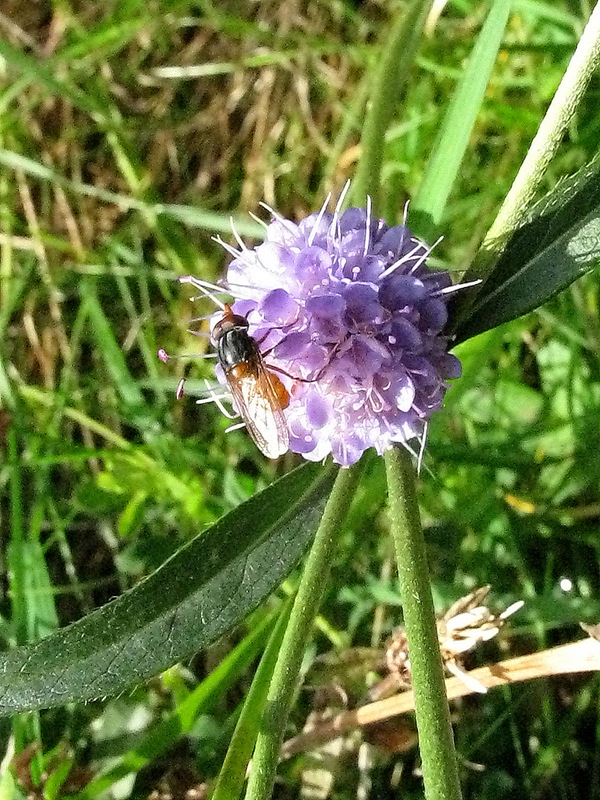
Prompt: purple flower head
<box><xmin>194</xmin><ymin>195</ymin><xmax>468</xmax><ymax>468</ymax></box>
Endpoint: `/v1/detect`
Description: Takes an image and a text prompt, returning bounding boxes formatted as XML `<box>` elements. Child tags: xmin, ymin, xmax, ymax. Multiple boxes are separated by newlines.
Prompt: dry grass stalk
<box><xmin>282</xmin><ymin>635</ymin><xmax>600</xmax><ymax>760</ymax></box>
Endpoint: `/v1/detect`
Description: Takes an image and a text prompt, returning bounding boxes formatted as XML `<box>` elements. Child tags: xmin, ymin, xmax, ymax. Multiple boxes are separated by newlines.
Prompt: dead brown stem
<box><xmin>281</xmin><ymin>636</ymin><xmax>600</xmax><ymax>760</ymax></box>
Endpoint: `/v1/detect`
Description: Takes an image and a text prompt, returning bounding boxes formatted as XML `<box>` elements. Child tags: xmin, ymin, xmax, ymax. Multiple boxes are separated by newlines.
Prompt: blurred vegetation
<box><xmin>1</xmin><ymin>0</ymin><xmax>600</xmax><ymax>798</ymax></box>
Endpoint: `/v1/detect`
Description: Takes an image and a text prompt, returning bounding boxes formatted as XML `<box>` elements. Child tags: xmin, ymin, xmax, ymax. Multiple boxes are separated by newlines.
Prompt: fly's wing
<box><xmin>224</xmin><ymin>362</ymin><xmax>290</xmax><ymax>459</ymax></box>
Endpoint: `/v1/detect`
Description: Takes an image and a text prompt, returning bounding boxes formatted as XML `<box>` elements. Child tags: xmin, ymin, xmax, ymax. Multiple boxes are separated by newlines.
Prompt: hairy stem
<box><xmin>351</xmin><ymin>0</ymin><xmax>434</xmax><ymax>214</ymax></box>
<box><xmin>384</xmin><ymin>446</ymin><xmax>462</xmax><ymax>800</ymax></box>
<box><xmin>485</xmin><ymin>0</ymin><xmax>600</xmax><ymax>246</ymax></box>
<box><xmin>244</xmin><ymin>462</ymin><xmax>363</xmax><ymax>800</ymax></box>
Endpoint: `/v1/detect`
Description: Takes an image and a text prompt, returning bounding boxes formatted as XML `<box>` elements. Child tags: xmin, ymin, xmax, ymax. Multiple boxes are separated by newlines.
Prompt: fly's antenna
<box><xmin>158</xmin><ymin>348</ymin><xmax>216</xmax><ymax>363</ymax></box>
<box><xmin>158</xmin><ymin>349</ymin><xmax>218</xmax><ymax>400</ymax></box>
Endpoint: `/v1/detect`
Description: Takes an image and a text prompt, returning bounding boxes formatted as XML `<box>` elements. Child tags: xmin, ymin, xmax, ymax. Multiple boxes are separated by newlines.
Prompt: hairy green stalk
<box><xmin>485</xmin><ymin>0</ymin><xmax>600</xmax><ymax>246</ymax></box>
<box><xmin>244</xmin><ymin>462</ymin><xmax>363</xmax><ymax>800</ymax></box>
<box><xmin>384</xmin><ymin>446</ymin><xmax>462</xmax><ymax>800</ymax></box>
<box><xmin>351</xmin><ymin>0</ymin><xmax>434</xmax><ymax>213</ymax></box>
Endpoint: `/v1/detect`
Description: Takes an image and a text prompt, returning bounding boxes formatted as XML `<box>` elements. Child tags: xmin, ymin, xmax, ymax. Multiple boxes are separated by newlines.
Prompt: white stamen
<box><xmin>220</xmin><ymin>278</ymin><xmax>261</xmax><ymax>294</ymax></box>
<box><xmin>307</xmin><ymin>192</ymin><xmax>332</xmax><ymax>246</ymax></box>
<box><xmin>249</xmin><ymin>211</ymin><xmax>269</xmax><ymax>230</ymax></box>
<box><xmin>417</xmin><ymin>421</ymin><xmax>428</xmax><ymax>475</ymax></box>
<box><xmin>225</xmin><ymin>421</ymin><xmax>247</xmax><ymax>433</ymax></box>
<box><xmin>334</xmin><ymin>179</ymin><xmax>351</xmax><ymax>218</ymax></box>
<box><xmin>179</xmin><ymin>275</ymin><xmax>226</xmax><ymax>294</ymax></box>
<box><xmin>197</xmin><ymin>380</ymin><xmax>238</xmax><ymax>419</ymax></box>
<box><xmin>409</xmin><ymin>236</ymin><xmax>443</xmax><ymax>274</ymax></box>
<box><xmin>400</xmin><ymin>438</ymin><xmax>420</xmax><ymax>460</ymax></box>
<box><xmin>196</xmin><ymin>393</ymin><xmax>230</xmax><ymax>405</ymax></box>
<box><xmin>179</xmin><ymin>276</ymin><xmax>227</xmax><ymax>310</ymax></box>
<box><xmin>499</xmin><ymin>600</ymin><xmax>524</xmax><ymax>619</ymax></box>
<box><xmin>431</xmin><ymin>279</ymin><xmax>482</xmax><ymax>297</ymax></box>
<box><xmin>258</xmin><ymin>201</ymin><xmax>298</xmax><ymax>234</ymax></box>
<box><xmin>255</xmin><ymin>251</ymin><xmax>283</xmax><ymax>276</ymax></box>
<box><xmin>363</xmin><ymin>195</ymin><xmax>372</xmax><ymax>257</ymax></box>
<box><xmin>211</xmin><ymin>235</ymin><xmax>253</xmax><ymax>265</ymax></box>
<box><xmin>229</xmin><ymin>217</ymin><xmax>247</xmax><ymax>251</ymax></box>
<box><xmin>402</xmin><ymin>199</ymin><xmax>410</xmax><ymax>227</ymax></box>
<box><xmin>379</xmin><ymin>241</ymin><xmax>425</xmax><ymax>279</ymax></box>
<box><xmin>446</xmin><ymin>660</ymin><xmax>487</xmax><ymax>694</ymax></box>
<box><xmin>330</xmin><ymin>179</ymin><xmax>351</xmax><ymax>243</ymax></box>
<box><xmin>398</xmin><ymin>435</ymin><xmax>435</xmax><ymax>479</ymax></box>
<box><xmin>397</xmin><ymin>222</ymin><xmax>408</xmax><ymax>252</ymax></box>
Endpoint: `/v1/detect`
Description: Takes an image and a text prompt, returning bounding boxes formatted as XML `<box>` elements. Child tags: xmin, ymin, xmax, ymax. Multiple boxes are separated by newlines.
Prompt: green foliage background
<box><xmin>1</xmin><ymin>0</ymin><xmax>600</xmax><ymax>797</ymax></box>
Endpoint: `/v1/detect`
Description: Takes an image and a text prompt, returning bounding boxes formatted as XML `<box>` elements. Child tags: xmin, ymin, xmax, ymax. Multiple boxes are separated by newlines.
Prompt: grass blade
<box><xmin>0</xmin><ymin>149</ymin><xmax>264</xmax><ymax>237</ymax></box>
<box><xmin>412</xmin><ymin>0</ymin><xmax>512</xmax><ymax>231</ymax></box>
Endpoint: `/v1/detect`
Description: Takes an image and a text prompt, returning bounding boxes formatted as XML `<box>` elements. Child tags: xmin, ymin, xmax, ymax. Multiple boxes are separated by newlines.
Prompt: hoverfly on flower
<box><xmin>211</xmin><ymin>302</ymin><xmax>290</xmax><ymax>459</ymax></box>
<box><xmin>160</xmin><ymin>188</ymin><xmax>479</xmax><ymax>466</ymax></box>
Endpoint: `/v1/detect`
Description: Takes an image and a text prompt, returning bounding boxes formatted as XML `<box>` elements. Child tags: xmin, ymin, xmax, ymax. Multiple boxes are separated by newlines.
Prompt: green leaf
<box><xmin>80</xmin><ymin>281</ymin><xmax>145</xmax><ymax>410</ymax></box>
<box><xmin>452</xmin><ymin>157</ymin><xmax>600</xmax><ymax>343</ymax></box>
<box><xmin>412</xmin><ymin>0</ymin><xmax>512</xmax><ymax>231</ymax></box>
<box><xmin>43</xmin><ymin>758</ymin><xmax>74</xmax><ymax>800</ymax></box>
<box><xmin>0</xmin><ymin>462</ymin><xmax>336</xmax><ymax>714</ymax></box>
<box><xmin>80</xmin><ymin>611</ymin><xmax>277</xmax><ymax>798</ymax></box>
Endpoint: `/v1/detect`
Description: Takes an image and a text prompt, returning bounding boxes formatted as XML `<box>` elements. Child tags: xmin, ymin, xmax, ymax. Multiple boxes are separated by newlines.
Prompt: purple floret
<box><xmin>219</xmin><ymin>203</ymin><xmax>462</xmax><ymax>466</ymax></box>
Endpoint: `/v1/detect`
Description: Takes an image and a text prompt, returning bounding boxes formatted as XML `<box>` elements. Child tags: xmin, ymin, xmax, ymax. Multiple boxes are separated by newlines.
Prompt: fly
<box><xmin>212</xmin><ymin>304</ymin><xmax>290</xmax><ymax>459</ymax></box>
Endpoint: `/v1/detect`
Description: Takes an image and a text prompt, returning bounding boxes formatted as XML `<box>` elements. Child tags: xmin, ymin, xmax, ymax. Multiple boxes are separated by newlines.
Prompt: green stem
<box><xmin>212</xmin><ymin>601</ymin><xmax>292</xmax><ymax>800</ymax></box>
<box><xmin>244</xmin><ymin>462</ymin><xmax>363</xmax><ymax>800</ymax></box>
<box><xmin>351</xmin><ymin>0</ymin><xmax>434</xmax><ymax>214</ymax></box>
<box><xmin>485</xmin><ymin>0</ymin><xmax>600</xmax><ymax>247</ymax></box>
<box><xmin>384</xmin><ymin>446</ymin><xmax>462</xmax><ymax>800</ymax></box>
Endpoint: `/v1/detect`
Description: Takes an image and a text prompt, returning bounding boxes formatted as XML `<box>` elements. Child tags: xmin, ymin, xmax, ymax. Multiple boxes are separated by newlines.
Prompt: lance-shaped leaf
<box><xmin>0</xmin><ymin>462</ymin><xmax>336</xmax><ymax>714</ymax></box>
<box><xmin>452</xmin><ymin>157</ymin><xmax>600</xmax><ymax>343</ymax></box>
